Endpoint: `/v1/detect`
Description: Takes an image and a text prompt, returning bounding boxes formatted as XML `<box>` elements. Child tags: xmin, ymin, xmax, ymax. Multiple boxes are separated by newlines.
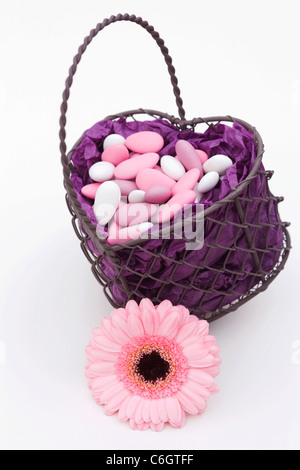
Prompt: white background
<box><xmin>0</xmin><ymin>0</ymin><xmax>299</xmax><ymax>451</ymax></box>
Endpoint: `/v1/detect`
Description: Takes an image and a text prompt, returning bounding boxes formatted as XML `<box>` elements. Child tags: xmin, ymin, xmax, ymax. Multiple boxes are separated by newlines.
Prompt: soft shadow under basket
<box><xmin>60</xmin><ymin>14</ymin><xmax>291</xmax><ymax>322</ymax></box>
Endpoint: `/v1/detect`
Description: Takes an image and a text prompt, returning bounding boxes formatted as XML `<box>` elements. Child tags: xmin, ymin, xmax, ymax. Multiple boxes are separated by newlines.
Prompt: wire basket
<box><xmin>60</xmin><ymin>14</ymin><xmax>291</xmax><ymax>322</ymax></box>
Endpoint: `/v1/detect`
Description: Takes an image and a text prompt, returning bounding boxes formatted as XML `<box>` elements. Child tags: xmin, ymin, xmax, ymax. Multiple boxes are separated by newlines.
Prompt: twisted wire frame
<box><xmin>64</xmin><ymin>109</ymin><xmax>291</xmax><ymax>322</ymax></box>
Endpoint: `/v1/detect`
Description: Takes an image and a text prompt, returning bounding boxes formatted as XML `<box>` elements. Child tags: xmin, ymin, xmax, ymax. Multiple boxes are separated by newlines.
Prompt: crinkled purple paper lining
<box><xmin>71</xmin><ymin>118</ymin><xmax>283</xmax><ymax>315</ymax></box>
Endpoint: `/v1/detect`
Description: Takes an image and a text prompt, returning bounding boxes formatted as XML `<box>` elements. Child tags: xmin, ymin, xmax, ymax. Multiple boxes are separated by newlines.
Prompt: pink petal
<box><xmin>139</xmin><ymin>298</ymin><xmax>155</xmax><ymax>312</ymax></box>
<box><xmin>188</xmin><ymin>368</ymin><xmax>215</xmax><ymax>387</ymax></box>
<box><xmin>104</xmin><ymin>404</ymin><xmax>116</xmax><ymax>416</ymax></box>
<box><xmin>158</xmin><ymin>310</ymin><xmax>180</xmax><ymax>339</ymax></box>
<box><xmin>133</xmin><ymin>398</ymin><xmax>145</xmax><ymax>425</ymax></box>
<box><xmin>105</xmin><ymin>388</ymin><xmax>130</xmax><ymax>414</ymax></box>
<box><xmin>210</xmin><ymin>344</ymin><xmax>221</xmax><ymax>356</ymax></box>
<box><xmin>118</xmin><ymin>395</ymin><xmax>132</xmax><ymax>421</ymax></box>
<box><xmin>204</xmin><ymin>364</ymin><xmax>221</xmax><ymax>377</ymax></box>
<box><xmin>150</xmin><ymin>421</ymin><xmax>164</xmax><ymax>432</ymax></box>
<box><xmin>157</xmin><ymin>398</ymin><xmax>168</xmax><ymax>422</ymax></box>
<box><xmin>111</xmin><ymin>308</ymin><xmax>128</xmax><ymax>321</ymax></box>
<box><xmin>175</xmin><ymin>305</ymin><xmax>190</xmax><ymax>326</ymax></box>
<box><xmin>141</xmin><ymin>306</ymin><xmax>155</xmax><ymax>335</ymax></box>
<box><xmin>89</xmin><ymin>374</ymin><xmax>119</xmax><ymax>392</ymax></box>
<box><xmin>180</xmin><ymin>384</ymin><xmax>207</xmax><ymax>412</ymax></box>
<box><xmin>87</xmin><ymin>361</ymin><xmax>115</xmax><ymax>376</ymax></box>
<box><xmin>180</xmin><ymin>334</ymin><xmax>202</xmax><ymax>349</ymax></box>
<box><xmin>175</xmin><ymin>318</ymin><xmax>199</xmax><ymax>344</ymax></box>
<box><xmin>142</xmin><ymin>399</ymin><xmax>151</xmax><ymax>423</ymax></box>
<box><xmin>208</xmin><ymin>384</ymin><xmax>219</xmax><ymax>395</ymax></box>
<box><xmin>101</xmin><ymin>317</ymin><xmax>115</xmax><ymax>340</ymax></box>
<box><xmin>85</xmin><ymin>344</ymin><xmax>111</xmax><ymax>363</ymax></box>
<box><xmin>140</xmin><ymin>298</ymin><xmax>160</xmax><ymax>334</ymax></box>
<box><xmin>87</xmin><ymin>347</ymin><xmax>119</xmax><ymax>362</ymax></box>
<box><xmin>188</xmin><ymin>381</ymin><xmax>210</xmax><ymax>399</ymax></box>
<box><xmin>187</xmin><ymin>353</ymin><xmax>215</xmax><ymax>368</ymax></box>
<box><xmin>182</xmin><ymin>343</ymin><xmax>209</xmax><ymax>362</ymax></box>
<box><xmin>126</xmin><ymin>395</ymin><xmax>143</xmax><ymax>419</ymax></box>
<box><xmin>164</xmin><ymin>396</ymin><xmax>182</xmax><ymax>425</ymax></box>
<box><xmin>97</xmin><ymin>381</ymin><xmax>125</xmax><ymax>403</ymax></box>
<box><xmin>176</xmin><ymin>390</ymin><xmax>199</xmax><ymax>415</ymax></box>
<box><xmin>91</xmin><ymin>327</ymin><xmax>103</xmax><ymax>339</ymax></box>
<box><xmin>137</xmin><ymin>422</ymin><xmax>150</xmax><ymax>431</ymax></box>
<box><xmin>93</xmin><ymin>335</ymin><xmax>121</xmax><ymax>353</ymax></box>
<box><xmin>110</xmin><ymin>315</ymin><xmax>132</xmax><ymax>341</ymax></box>
<box><xmin>171</xmin><ymin>409</ymin><xmax>186</xmax><ymax>429</ymax></box>
<box><xmin>198</xmin><ymin>320</ymin><xmax>209</xmax><ymax>336</ymax></box>
<box><xmin>127</xmin><ymin>314</ymin><xmax>144</xmax><ymax>337</ymax></box>
<box><xmin>156</xmin><ymin>300</ymin><xmax>173</xmax><ymax>321</ymax></box>
<box><xmin>150</xmin><ymin>400</ymin><xmax>160</xmax><ymax>424</ymax></box>
<box><xmin>203</xmin><ymin>334</ymin><xmax>217</xmax><ymax>346</ymax></box>
<box><xmin>129</xmin><ymin>418</ymin><xmax>138</xmax><ymax>430</ymax></box>
<box><xmin>125</xmin><ymin>300</ymin><xmax>140</xmax><ymax>317</ymax></box>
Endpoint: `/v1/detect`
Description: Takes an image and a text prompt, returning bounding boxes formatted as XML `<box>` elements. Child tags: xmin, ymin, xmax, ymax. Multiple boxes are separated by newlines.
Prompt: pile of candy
<box><xmin>81</xmin><ymin>131</ymin><xmax>233</xmax><ymax>245</ymax></box>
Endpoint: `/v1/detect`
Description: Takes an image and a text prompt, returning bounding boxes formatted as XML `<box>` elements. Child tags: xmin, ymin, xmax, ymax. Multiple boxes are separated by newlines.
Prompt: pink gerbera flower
<box><xmin>85</xmin><ymin>299</ymin><xmax>221</xmax><ymax>431</ymax></box>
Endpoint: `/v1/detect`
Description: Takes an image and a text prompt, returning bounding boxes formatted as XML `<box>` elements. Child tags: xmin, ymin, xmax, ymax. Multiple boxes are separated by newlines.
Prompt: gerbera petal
<box><xmin>150</xmin><ymin>421</ymin><xmax>164</xmax><ymax>432</ymax></box>
<box><xmin>176</xmin><ymin>305</ymin><xmax>190</xmax><ymax>326</ymax></box>
<box><xmin>126</xmin><ymin>300</ymin><xmax>140</xmax><ymax>317</ymax></box>
<box><xmin>118</xmin><ymin>395</ymin><xmax>132</xmax><ymax>422</ymax></box>
<box><xmin>111</xmin><ymin>308</ymin><xmax>128</xmax><ymax>321</ymax></box>
<box><xmin>157</xmin><ymin>398</ymin><xmax>168</xmax><ymax>422</ymax></box>
<box><xmin>164</xmin><ymin>396</ymin><xmax>182</xmax><ymax>425</ymax></box>
<box><xmin>180</xmin><ymin>334</ymin><xmax>203</xmax><ymax>349</ymax></box>
<box><xmin>158</xmin><ymin>310</ymin><xmax>180</xmax><ymax>339</ymax></box>
<box><xmin>208</xmin><ymin>384</ymin><xmax>219</xmax><ymax>395</ymax></box>
<box><xmin>85</xmin><ymin>344</ymin><xmax>109</xmax><ymax>363</ymax></box>
<box><xmin>129</xmin><ymin>418</ymin><xmax>138</xmax><ymax>430</ymax></box>
<box><xmin>93</xmin><ymin>335</ymin><xmax>121</xmax><ymax>353</ymax></box>
<box><xmin>198</xmin><ymin>320</ymin><xmax>209</xmax><ymax>336</ymax></box>
<box><xmin>171</xmin><ymin>408</ymin><xmax>186</xmax><ymax>428</ymax></box>
<box><xmin>87</xmin><ymin>361</ymin><xmax>115</xmax><ymax>376</ymax></box>
<box><xmin>105</xmin><ymin>388</ymin><xmax>130</xmax><ymax>414</ymax></box>
<box><xmin>127</xmin><ymin>314</ymin><xmax>144</xmax><ymax>337</ymax></box>
<box><xmin>126</xmin><ymin>395</ymin><xmax>143</xmax><ymax>419</ymax></box>
<box><xmin>180</xmin><ymin>383</ymin><xmax>207</xmax><ymax>412</ymax></box>
<box><xmin>188</xmin><ymin>353</ymin><xmax>215</xmax><ymax>368</ymax></box>
<box><xmin>91</xmin><ymin>327</ymin><xmax>103</xmax><ymax>339</ymax></box>
<box><xmin>88</xmin><ymin>374</ymin><xmax>119</xmax><ymax>392</ymax></box>
<box><xmin>150</xmin><ymin>399</ymin><xmax>160</xmax><ymax>425</ymax></box>
<box><xmin>110</xmin><ymin>315</ymin><xmax>132</xmax><ymax>341</ymax></box>
<box><xmin>139</xmin><ymin>298</ymin><xmax>155</xmax><ymax>312</ymax></box>
<box><xmin>176</xmin><ymin>390</ymin><xmax>199</xmax><ymax>415</ymax></box>
<box><xmin>137</xmin><ymin>421</ymin><xmax>150</xmax><ymax>431</ymax></box>
<box><xmin>156</xmin><ymin>300</ymin><xmax>173</xmax><ymax>320</ymax></box>
<box><xmin>204</xmin><ymin>364</ymin><xmax>221</xmax><ymax>377</ymax></box>
<box><xmin>97</xmin><ymin>381</ymin><xmax>125</xmax><ymax>404</ymax></box>
<box><xmin>182</xmin><ymin>343</ymin><xmax>209</xmax><ymax>361</ymax></box>
<box><xmin>142</xmin><ymin>399</ymin><xmax>151</xmax><ymax>423</ymax></box>
<box><xmin>209</xmin><ymin>344</ymin><xmax>221</xmax><ymax>356</ymax></box>
<box><xmin>87</xmin><ymin>347</ymin><xmax>119</xmax><ymax>362</ymax></box>
<box><xmin>188</xmin><ymin>381</ymin><xmax>210</xmax><ymax>399</ymax></box>
<box><xmin>133</xmin><ymin>398</ymin><xmax>145</xmax><ymax>425</ymax></box>
<box><xmin>176</xmin><ymin>318</ymin><xmax>199</xmax><ymax>344</ymax></box>
<box><xmin>100</xmin><ymin>317</ymin><xmax>114</xmax><ymax>339</ymax></box>
<box><xmin>141</xmin><ymin>305</ymin><xmax>155</xmax><ymax>335</ymax></box>
<box><xmin>188</xmin><ymin>368</ymin><xmax>215</xmax><ymax>387</ymax></box>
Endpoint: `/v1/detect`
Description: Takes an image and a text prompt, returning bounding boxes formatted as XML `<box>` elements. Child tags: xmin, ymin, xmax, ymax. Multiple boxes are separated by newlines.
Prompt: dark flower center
<box><xmin>136</xmin><ymin>350</ymin><xmax>170</xmax><ymax>382</ymax></box>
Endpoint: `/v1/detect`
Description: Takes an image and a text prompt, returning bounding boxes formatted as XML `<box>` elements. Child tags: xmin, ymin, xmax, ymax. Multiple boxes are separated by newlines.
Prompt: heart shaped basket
<box><xmin>60</xmin><ymin>14</ymin><xmax>291</xmax><ymax>322</ymax></box>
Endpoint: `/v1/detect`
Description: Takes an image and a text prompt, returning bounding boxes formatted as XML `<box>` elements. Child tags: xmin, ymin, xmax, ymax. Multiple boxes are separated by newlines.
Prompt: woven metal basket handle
<box><xmin>59</xmin><ymin>13</ymin><xmax>186</xmax><ymax>164</ymax></box>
